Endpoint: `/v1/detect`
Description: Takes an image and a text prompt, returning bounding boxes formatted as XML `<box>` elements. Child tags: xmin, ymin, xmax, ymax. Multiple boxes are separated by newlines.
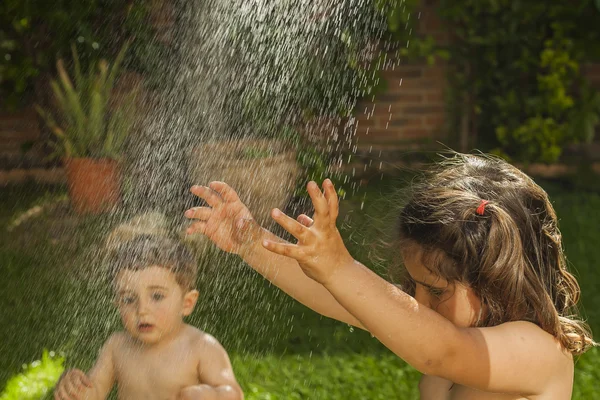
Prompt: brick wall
<box><xmin>583</xmin><ymin>63</ymin><xmax>600</xmax><ymax>89</ymax></box>
<box><xmin>1</xmin><ymin>0</ymin><xmax>599</xmax><ymax>184</ymax></box>
<box><xmin>350</xmin><ymin>0</ymin><xmax>450</xmax><ymax>174</ymax></box>
<box><xmin>0</xmin><ymin>108</ymin><xmax>66</xmax><ymax>184</ymax></box>
<box><xmin>349</xmin><ymin>1</ymin><xmax>600</xmax><ymax>175</ymax></box>
<box><xmin>0</xmin><ymin>108</ymin><xmax>40</xmax><ymax>159</ymax></box>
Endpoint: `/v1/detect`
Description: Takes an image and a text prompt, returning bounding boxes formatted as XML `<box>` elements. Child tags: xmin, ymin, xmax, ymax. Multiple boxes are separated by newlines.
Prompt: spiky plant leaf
<box><xmin>71</xmin><ymin>44</ymin><xmax>84</xmax><ymax>95</ymax></box>
<box><xmin>56</xmin><ymin>59</ymin><xmax>87</xmax><ymax>151</ymax></box>
<box><xmin>88</xmin><ymin>90</ymin><xmax>105</xmax><ymax>157</ymax></box>
<box><xmin>36</xmin><ymin>41</ymin><xmax>135</xmax><ymax>160</ymax></box>
<box><xmin>105</xmin><ymin>40</ymin><xmax>130</xmax><ymax>101</ymax></box>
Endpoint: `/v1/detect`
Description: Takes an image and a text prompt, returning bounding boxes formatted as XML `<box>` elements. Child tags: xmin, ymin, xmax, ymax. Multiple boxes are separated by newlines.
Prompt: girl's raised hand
<box><xmin>263</xmin><ymin>179</ymin><xmax>355</xmax><ymax>285</ymax></box>
<box><xmin>185</xmin><ymin>182</ymin><xmax>260</xmax><ymax>255</ymax></box>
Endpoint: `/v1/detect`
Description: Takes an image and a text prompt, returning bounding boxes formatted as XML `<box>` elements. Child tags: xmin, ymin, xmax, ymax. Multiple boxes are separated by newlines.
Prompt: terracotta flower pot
<box><xmin>186</xmin><ymin>139</ymin><xmax>300</xmax><ymax>256</ymax></box>
<box><xmin>64</xmin><ymin>158</ymin><xmax>122</xmax><ymax>215</ymax></box>
<box><xmin>188</xmin><ymin>139</ymin><xmax>300</xmax><ymax>225</ymax></box>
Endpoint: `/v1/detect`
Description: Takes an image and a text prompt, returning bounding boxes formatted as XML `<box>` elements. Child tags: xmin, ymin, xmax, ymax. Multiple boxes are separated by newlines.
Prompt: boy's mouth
<box><xmin>138</xmin><ymin>323</ymin><xmax>154</xmax><ymax>332</ymax></box>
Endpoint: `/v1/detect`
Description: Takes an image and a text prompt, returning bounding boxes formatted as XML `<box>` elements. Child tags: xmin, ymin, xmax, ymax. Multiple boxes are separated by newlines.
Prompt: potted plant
<box><xmin>36</xmin><ymin>42</ymin><xmax>136</xmax><ymax>214</ymax></box>
<box><xmin>189</xmin><ymin>136</ymin><xmax>300</xmax><ymax>227</ymax></box>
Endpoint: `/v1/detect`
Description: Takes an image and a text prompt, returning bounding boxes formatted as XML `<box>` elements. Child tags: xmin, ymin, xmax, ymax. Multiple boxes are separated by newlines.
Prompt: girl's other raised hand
<box><xmin>185</xmin><ymin>182</ymin><xmax>260</xmax><ymax>256</ymax></box>
<box><xmin>263</xmin><ymin>179</ymin><xmax>355</xmax><ymax>285</ymax></box>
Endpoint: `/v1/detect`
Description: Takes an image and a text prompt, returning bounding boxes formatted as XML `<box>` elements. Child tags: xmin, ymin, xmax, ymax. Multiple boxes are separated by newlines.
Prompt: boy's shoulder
<box><xmin>184</xmin><ymin>324</ymin><xmax>220</xmax><ymax>343</ymax></box>
<box><xmin>102</xmin><ymin>331</ymin><xmax>132</xmax><ymax>351</ymax></box>
<box><xmin>182</xmin><ymin>324</ymin><xmax>227</xmax><ymax>353</ymax></box>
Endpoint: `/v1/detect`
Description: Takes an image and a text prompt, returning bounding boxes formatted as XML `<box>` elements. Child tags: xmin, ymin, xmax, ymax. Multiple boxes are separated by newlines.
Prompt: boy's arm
<box><xmin>53</xmin><ymin>335</ymin><xmax>116</xmax><ymax>400</ymax></box>
<box><xmin>86</xmin><ymin>334</ymin><xmax>118</xmax><ymax>399</ymax></box>
<box><xmin>180</xmin><ymin>333</ymin><xmax>243</xmax><ymax>400</ymax></box>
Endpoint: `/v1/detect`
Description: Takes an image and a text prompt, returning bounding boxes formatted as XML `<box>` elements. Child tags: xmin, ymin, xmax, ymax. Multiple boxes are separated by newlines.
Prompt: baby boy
<box><xmin>54</xmin><ymin>235</ymin><xmax>243</xmax><ymax>400</ymax></box>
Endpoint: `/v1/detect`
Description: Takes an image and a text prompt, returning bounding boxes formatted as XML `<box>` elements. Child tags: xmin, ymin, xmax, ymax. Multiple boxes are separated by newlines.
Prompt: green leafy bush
<box><xmin>439</xmin><ymin>0</ymin><xmax>600</xmax><ymax>163</ymax></box>
<box><xmin>0</xmin><ymin>350</ymin><xmax>64</xmax><ymax>400</ymax></box>
<box><xmin>0</xmin><ymin>0</ymin><xmax>157</xmax><ymax>109</ymax></box>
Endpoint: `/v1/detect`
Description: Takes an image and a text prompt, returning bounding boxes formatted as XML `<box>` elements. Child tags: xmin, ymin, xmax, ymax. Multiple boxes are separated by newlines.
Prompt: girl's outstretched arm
<box><xmin>264</xmin><ymin>179</ymin><xmax>569</xmax><ymax>396</ymax></box>
<box><xmin>185</xmin><ymin>182</ymin><xmax>364</xmax><ymax>328</ymax></box>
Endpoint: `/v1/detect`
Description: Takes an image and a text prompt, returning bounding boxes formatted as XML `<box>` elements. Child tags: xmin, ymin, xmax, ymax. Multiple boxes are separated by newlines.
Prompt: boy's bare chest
<box><xmin>114</xmin><ymin>343</ymin><xmax>201</xmax><ymax>399</ymax></box>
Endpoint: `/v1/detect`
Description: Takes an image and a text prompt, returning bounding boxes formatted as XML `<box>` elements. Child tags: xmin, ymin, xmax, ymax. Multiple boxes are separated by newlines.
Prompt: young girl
<box><xmin>185</xmin><ymin>153</ymin><xmax>595</xmax><ymax>399</ymax></box>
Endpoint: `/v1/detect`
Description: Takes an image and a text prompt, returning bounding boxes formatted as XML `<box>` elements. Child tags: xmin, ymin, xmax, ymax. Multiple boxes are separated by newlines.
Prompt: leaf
<box><xmin>56</xmin><ymin>59</ymin><xmax>87</xmax><ymax>150</ymax></box>
<box><xmin>104</xmin><ymin>40</ymin><xmax>131</xmax><ymax>101</ymax></box>
<box><xmin>104</xmin><ymin>90</ymin><xmax>137</xmax><ymax>158</ymax></box>
<box><xmin>70</xmin><ymin>44</ymin><xmax>84</xmax><ymax>93</ymax></box>
<box><xmin>35</xmin><ymin>105</ymin><xmax>73</xmax><ymax>158</ymax></box>
<box><xmin>88</xmin><ymin>90</ymin><xmax>105</xmax><ymax>156</ymax></box>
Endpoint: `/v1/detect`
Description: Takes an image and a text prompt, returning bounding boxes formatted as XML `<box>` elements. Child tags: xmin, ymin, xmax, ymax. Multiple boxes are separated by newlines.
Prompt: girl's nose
<box><xmin>414</xmin><ymin>286</ymin><xmax>430</xmax><ymax>308</ymax></box>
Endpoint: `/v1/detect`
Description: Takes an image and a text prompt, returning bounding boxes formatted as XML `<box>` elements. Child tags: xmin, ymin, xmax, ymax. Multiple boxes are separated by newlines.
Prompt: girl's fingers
<box><xmin>323</xmin><ymin>179</ymin><xmax>339</xmax><ymax>225</ymax></box>
<box><xmin>297</xmin><ymin>214</ymin><xmax>314</xmax><ymax>227</ymax></box>
<box><xmin>209</xmin><ymin>181</ymin><xmax>241</xmax><ymax>203</ymax></box>
<box><xmin>306</xmin><ymin>181</ymin><xmax>329</xmax><ymax>225</ymax></box>
<box><xmin>271</xmin><ymin>208</ymin><xmax>308</xmax><ymax>240</ymax></box>
<box><xmin>184</xmin><ymin>206</ymin><xmax>211</xmax><ymax>221</ymax></box>
<box><xmin>190</xmin><ymin>185</ymin><xmax>222</xmax><ymax>207</ymax></box>
<box><xmin>262</xmin><ymin>239</ymin><xmax>302</xmax><ymax>260</ymax></box>
<box><xmin>186</xmin><ymin>220</ymin><xmax>206</xmax><ymax>235</ymax></box>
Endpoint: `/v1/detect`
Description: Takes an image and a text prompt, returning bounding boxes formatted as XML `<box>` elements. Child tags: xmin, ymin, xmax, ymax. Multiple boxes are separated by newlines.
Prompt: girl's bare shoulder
<box><xmin>452</xmin><ymin>320</ymin><xmax>573</xmax><ymax>395</ymax></box>
<box><xmin>479</xmin><ymin>321</ymin><xmax>573</xmax><ymax>373</ymax></box>
<box><xmin>489</xmin><ymin>321</ymin><xmax>571</xmax><ymax>353</ymax></box>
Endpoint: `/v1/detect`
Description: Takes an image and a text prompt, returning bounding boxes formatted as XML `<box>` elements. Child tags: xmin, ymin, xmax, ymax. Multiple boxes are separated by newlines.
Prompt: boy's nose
<box><xmin>137</xmin><ymin>299</ymin><xmax>150</xmax><ymax>314</ymax></box>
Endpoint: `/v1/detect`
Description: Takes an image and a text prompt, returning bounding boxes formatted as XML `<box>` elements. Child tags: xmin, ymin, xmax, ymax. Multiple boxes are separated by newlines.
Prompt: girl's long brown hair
<box><xmin>395</xmin><ymin>153</ymin><xmax>594</xmax><ymax>355</ymax></box>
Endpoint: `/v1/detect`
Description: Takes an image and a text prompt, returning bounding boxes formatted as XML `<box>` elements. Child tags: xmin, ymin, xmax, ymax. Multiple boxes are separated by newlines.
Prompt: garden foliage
<box><xmin>0</xmin><ymin>350</ymin><xmax>64</xmax><ymax>400</ymax></box>
<box><xmin>438</xmin><ymin>0</ymin><xmax>600</xmax><ymax>162</ymax></box>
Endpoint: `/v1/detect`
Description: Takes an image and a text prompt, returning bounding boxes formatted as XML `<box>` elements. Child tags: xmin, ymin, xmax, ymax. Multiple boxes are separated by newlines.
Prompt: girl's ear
<box><xmin>182</xmin><ymin>289</ymin><xmax>199</xmax><ymax>316</ymax></box>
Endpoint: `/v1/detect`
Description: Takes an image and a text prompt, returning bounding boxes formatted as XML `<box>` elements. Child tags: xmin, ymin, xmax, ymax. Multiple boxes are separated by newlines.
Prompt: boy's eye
<box><xmin>120</xmin><ymin>296</ymin><xmax>136</xmax><ymax>305</ymax></box>
<box><xmin>152</xmin><ymin>292</ymin><xmax>165</xmax><ymax>301</ymax></box>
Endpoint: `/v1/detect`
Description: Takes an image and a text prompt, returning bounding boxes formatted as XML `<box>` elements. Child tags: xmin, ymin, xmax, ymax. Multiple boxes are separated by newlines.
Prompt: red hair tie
<box><xmin>476</xmin><ymin>200</ymin><xmax>489</xmax><ymax>216</ymax></box>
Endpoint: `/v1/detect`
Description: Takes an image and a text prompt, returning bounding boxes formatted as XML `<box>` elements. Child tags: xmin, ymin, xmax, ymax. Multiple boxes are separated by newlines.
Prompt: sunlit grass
<box><xmin>1</xmin><ymin>178</ymin><xmax>599</xmax><ymax>398</ymax></box>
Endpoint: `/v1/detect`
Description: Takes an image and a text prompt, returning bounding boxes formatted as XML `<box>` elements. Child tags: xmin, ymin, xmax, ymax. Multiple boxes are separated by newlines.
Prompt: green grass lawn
<box><xmin>1</xmin><ymin>177</ymin><xmax>599</xmax><ymax>399</ymax></box>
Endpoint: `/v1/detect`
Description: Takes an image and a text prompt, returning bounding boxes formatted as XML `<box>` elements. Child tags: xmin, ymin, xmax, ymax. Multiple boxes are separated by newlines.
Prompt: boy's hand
<box><xmin>186</xmin><ymin>182</ymin><xmax>260</xmax><ymax>256</ymax></box>
<box><xmin>262</xmin><ymin>179</ymin><xmax>356</xmax><ymax>285</ymax></box>
<box><xmin>53</xmin><ymin>369</ymin><xmax>93</xmax><ymax>400</ymax></box>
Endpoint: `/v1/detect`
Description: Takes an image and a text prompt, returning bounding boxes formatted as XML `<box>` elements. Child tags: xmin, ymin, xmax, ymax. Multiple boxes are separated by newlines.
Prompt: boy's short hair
<box><xmin>107</xmin><ymin>235</ymin><xmax>197</xmax><ymax>291</ymax></box>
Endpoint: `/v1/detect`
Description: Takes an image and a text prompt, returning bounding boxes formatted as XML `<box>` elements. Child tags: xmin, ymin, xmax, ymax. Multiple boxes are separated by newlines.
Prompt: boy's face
<box><xmin>113</xmin><ymin>265</ymin><xmax>198</xmax><ymax>345</ymax></box>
